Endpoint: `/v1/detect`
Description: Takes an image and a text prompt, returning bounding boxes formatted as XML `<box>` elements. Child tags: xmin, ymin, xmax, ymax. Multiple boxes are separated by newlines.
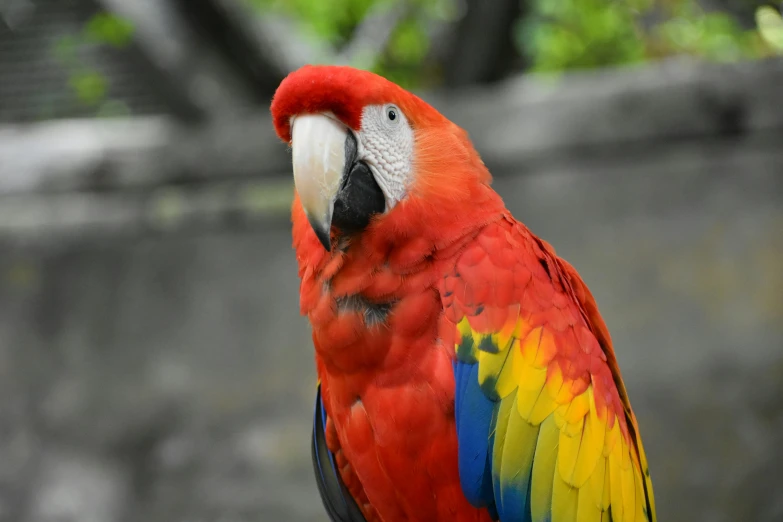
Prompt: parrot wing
<box><xmin>440</xmin><ymin>216</ymin><xmax>656</xmax><ymax>522</ymax></box>
<box><xmin>312</xmin><ymin>384</ymin><xmax>368</xmax><ymax>522</ymax></box>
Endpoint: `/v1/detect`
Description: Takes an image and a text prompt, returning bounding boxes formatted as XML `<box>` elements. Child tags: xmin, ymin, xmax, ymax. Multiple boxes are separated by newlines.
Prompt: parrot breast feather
<box><xmin>440</xmin><ymin>215</ymin><xmax>656</xmax><ymax>522</ymax></box>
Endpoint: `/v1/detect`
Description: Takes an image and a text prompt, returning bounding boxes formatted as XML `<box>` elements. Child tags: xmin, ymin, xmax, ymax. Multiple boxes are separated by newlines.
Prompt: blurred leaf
<box><xmin>248</xmin><ymin>0</ymin><xmax>771</xmax><ymax>82</ymax></box>
<box><xmin>83</xmin><ymin>13</ymin><xmax>135</xmax><ymax>47</ymax></box>
<box><xmin>247</xmin><ymin>0</ymin><xmax>439</xmax><ymax>88</ymax></box>
<box><xmin>521</xmin><ymin>0</ymin><xmax>648</xmax><ymax>72</ymax></box>
<box><xmin>68</xmin><ymin>71</ymin><xmax>107</xmax><ymax>105</ymax></box>
<box><xmin>96</xmin><ymin>99</ymin><xmax>131</xmax><ymax>118</ymax></box>
<box><xmin>420</xmin><ymin>0</ymin><xmax>461</xmax><ymax>21</ymax></box>
<box><xmin>389</xmin><ymin>19</ymin><xmax>428</xmax><ymax>64</ymax></box>
<box><xmin>52</xmin><ymin>35</ymin><xmax>80</xmax><ymax>66</ymax></box>
<box><xmin>523</xmin><ymin>0</ymin><xmax>767</xmax><ymax>72</ymax></box>
<box><xmin>756</xmin><ymin>5</ymin><xmax>783</xmax><ymax>52</ymax></box>
<box><xmin>51</xmin><ymin>11</ymin><xmax>135</xmax><ymax>117</ymax></box>
<box><xmin>247</xmin><ymin>0</ymin><xmax>379</xmax><ymax>44</ymax></box>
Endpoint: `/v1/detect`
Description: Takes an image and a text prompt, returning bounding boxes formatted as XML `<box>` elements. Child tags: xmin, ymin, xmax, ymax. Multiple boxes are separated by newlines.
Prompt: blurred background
<box><xmin>0</xmin><ymin>0</ymin><xmax>782</xmax><ymax>521</ymax></box>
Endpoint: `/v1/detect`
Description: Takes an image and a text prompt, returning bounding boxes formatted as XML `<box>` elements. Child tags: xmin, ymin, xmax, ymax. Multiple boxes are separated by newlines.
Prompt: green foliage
<box><xmin>521</xmin><ymin>0</ymin><xmax>775</xmax><ymax>73</ymax></box>
<box><xmin>246</xmin><ymin>0</ymin><xmax>457</xmax><ymax>88</ymax></box>
<box><xmin>68</xmin><ymin>71</ymin><xmax>107</xmax><ymax>105</ymax></box>
<box><xmin>756</xmin><ymin>4</ymin><xmax>783</xmax><ymax>52</ymax></box>
<box><xmin>249</xmin><ymin>0</ymin><xmax>779</xmax><ymax>84</ymax></box>
<box><xmin>84</xmin><ymin>12</ymin><xmax>135</xmax><ymax>47</ymax></box>
<box><xmin>51</xmin><ymin>12</ymin><xmax>135</xmax><ymax>116</ymax></box>
<box><xmin>379</xmin><ymin>17</ymin><xmax>432</xmax><ymax>88</ymax></box>
<box><xmin>517</xmin><ymin>0</ymin><xmax>648</xmax><ymax>72</ymax></box>
<box><xmin>53</xmin><ymin>35</ymin><xmax>80</xmax><ymax>67</ymax></box>
<box><xmin>248</xmin><ymin>0</ymin><xmax>379</xmax><ymax>45</ymax></box>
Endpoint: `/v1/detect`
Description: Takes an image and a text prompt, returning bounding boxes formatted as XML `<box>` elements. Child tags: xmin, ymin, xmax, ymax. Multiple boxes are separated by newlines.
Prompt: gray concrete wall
<box><xmin>0</xmin><ymin>58</ymin><xmax>782</xmax><ymax>522</ymax></box>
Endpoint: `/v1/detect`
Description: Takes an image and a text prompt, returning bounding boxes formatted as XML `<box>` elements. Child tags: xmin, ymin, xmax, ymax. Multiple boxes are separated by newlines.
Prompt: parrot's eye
<box><xmin>385</xmin><ymin>105</ymin><xmax>399</xmax><ymax>123</ymax></box>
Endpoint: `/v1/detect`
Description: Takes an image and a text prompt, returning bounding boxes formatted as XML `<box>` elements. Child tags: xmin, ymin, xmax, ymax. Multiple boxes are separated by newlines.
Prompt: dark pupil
<box><xmin>387</xmin><ymin>109</ymin><xmax>396</xmax><ymax>121</ymax></box>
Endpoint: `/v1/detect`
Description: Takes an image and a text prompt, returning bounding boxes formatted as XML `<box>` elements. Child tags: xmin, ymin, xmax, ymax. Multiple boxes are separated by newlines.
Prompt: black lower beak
<box><xmin>312</xmin><ymin>133</ymin><xmax>385</xmax><ymax>251</ymax></box>
<box><xmin>332</xmin><ymin>161</ymin><xmax>385</xmax><ymax>234</ymax></box>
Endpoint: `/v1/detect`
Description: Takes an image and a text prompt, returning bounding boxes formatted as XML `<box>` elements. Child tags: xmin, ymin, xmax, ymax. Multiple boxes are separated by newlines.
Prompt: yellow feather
<box><xmin>464</xmin><ymin>319</ymin><xmax>487</xmax><ymax>353</ymax></box>
<box><xmin>602</xmin><ymin>457</ymin><xmax>611</xmax><ymax>510</ymax></box>
<box><xmin>530</xmin><ymin>416</ymin><xmax>559</xmax><ymax>520</ymax></box>
<box><xmin>456</xmin><ymin>317</ymin><xmax>478</xmax><ymax>361</ymax></box>
<box><xmin>544</xmin><ymin>363</ymin><xmax>564</xmax><ymax>396</ymax></box>
<box><xmin>557</xmin><ymin>430</ymin><xmax>582</xmax><ymax>486</ymax></box>
<box><xmin>478</xmin><ymin>337</ymin><xmax>518</xmax><ymax>399</ymax></box>
<box><xmin>515</xmin><ymin>319</ymin><xmax>535</xmax><ymax>347</ymax></box>
<box><xmin>587</xmin><ymin>387</ymin><xmax>607</xmax><ymax>460</ymax></box>
<box><xmin>519</xmin><ymin>326</ymin><xmax>540</xmax><ymax>363</ymax></box>
<box><xmin>549</xmin><ymin>364</ymin><xmax>576</xmax><ymax>405</ymax></box>
<box><xmin>554</xmin><ymin>395</ymin><xmax>588</xmax><ymax>438</ymax></box>
<box><xmin>553</xmin><ymin>403</ymin><xmax>566</xmax><ymax>430</ymax></box>
<box><xmin>492</xmin><ymin>333</ymin><xmax>510</xmax><ymax>353</ymax></box>
<box><xmin>563</xmin><ymin>391</ymin><xmax>590</xmax><ymax>426</ymax></box>
<box><xmin>520</xmin><ymin>326</ymin><xmax>557</xmax><ymax>368</ymax></box>
<box><xmin>608</xmin><ymin>432</ymin><xmax>625</xmax><ymax>522</ymax></box>
<box><xmin>492</xmin><ymin>390</ymin><xmax>516</xmax><ymax>480</ymax></box>
<box><xmin>516</xmin><ymin>353</ymin><xmax>547</xmax><ymax>392</ymax></box>
<box><xmin>558</xmin><ymin>422</ymin><xmax>583</xmax><ymax>486</ymax></box>
<box><xmin>589</xmin><ymin>456</ymin><xmax>608</xmax><ymax>510</ymax></box>
<box><xmin>551</xmin><ymin>458</ymin><xmax>579</xmax><ymax>522</ymax></box>
<box><xmin>622</xmin><ymin>437</ymin><xmax>632</xmax><ymax>473</ymax></box>
<box><xmin>457</xmin><ymin>316</ymin><xmax>472</xmax><ymax>337</ymax></box>
<box><xmin>576</xmin><ymin>483</ymin><xmax>603</xmax><ymax>522</ymax></box>
<box><xmin>604</xmin><ymin>418</ymin><xmax>621</xmax><ymax>458</ymax></box>
<box><xmin>633</xmin><ymin>461</ymin><xmax>648</xmax><ymax>522</ymax></box>
<box><xmin>621</xmin><ymin>446</ymin><xmax>636</xmax><ymax>522</ymax></box>
<box><xmin>535</xmin><ymin>328</ymin><xmax>558</xmax><ymax>368</ymax></box>
<box><xmin>570</xmin><ymin>411</ymin><xmax>601</xmax><ymax>488</ymax></box>
<box><xmin>516</xmin><ymin>389</ymin><xmax>541</xmax><ymax>422</ymax></box>
<box><xmin>499</xmin><ymin>394</ymin><xmax>540</xmax><ymax>508</ymax></box>
<box><xmin>529</xmin><ymin>385</ymin><xmax>560</xmax><ymax>425</ymax></box>
<box><xmin>634</xmin><ymin>429</ymin><xmax>657</xmax><ymax>521</ymax></box>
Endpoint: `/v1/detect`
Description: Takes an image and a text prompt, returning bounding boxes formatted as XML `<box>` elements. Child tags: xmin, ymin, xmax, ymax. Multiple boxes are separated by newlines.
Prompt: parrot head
<box><xmin>271</xmin><ymin>65</ymin><xmax>499</xmax><ymax>252</ymax></box>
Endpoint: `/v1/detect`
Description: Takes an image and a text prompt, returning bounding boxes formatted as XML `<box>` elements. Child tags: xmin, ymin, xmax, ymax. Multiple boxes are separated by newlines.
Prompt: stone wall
<box><xmin>0</xmin><ymin>58</ymin><xmax>782</xmax><ymax>522</ymax></box>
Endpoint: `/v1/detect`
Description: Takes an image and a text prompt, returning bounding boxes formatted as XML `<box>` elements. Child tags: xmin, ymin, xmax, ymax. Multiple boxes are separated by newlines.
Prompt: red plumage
<box><xmin>277</xmin><ymin>67</ymin><xmax>502</xmax><ymax>520</ymax></box>
<box><xmin>272</xmin><ymin>65</ymin><xmax>654</xmax><ymax>522</ymax></box>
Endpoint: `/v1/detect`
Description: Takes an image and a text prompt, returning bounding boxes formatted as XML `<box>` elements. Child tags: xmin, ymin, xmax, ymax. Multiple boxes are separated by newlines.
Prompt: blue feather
<box><xmin>496</xmin><ymin>472</ymin><xmax>534</xmax><ymax>522</ymax></box>
<box><xmin>453</xmin><ymin>361</ymin><xmax>497</xmax><ymax>515</ymax></box>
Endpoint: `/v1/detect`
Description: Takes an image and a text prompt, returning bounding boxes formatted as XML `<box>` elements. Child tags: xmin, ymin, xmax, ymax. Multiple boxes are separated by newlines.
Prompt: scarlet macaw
<box><xmin>270</xmin><ymin>65</ymin><xmax>656</xmax><ymax>522</ymax></box>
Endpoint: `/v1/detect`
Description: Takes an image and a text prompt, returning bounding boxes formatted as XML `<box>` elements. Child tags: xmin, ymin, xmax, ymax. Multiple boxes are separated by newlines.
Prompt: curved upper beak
<box><xmin>291</xmin><ymin>114</ymin><xmax>353</xmax><ymax>251</ymax></box>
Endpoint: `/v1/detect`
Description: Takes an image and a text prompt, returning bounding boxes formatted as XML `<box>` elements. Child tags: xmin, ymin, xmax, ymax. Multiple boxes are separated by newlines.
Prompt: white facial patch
<box><xmin>357</xmin><ymin>104</ymin><xmax>414</xmax><ymax>209</ymax></box>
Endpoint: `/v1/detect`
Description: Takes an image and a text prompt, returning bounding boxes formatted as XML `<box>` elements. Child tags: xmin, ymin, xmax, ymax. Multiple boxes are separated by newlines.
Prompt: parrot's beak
<box><xmin>291</xmin><ymin>114</ymin><xmax>351</xmax><ymax>251</ymax></box>
<box><xmin>290</xmin><ymin>113</ymin><xmax>385</xmax><ymax>252</ymax></box>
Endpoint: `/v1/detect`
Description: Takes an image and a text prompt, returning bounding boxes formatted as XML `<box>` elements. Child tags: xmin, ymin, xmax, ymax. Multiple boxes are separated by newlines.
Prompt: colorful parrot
<box><xmin>270</xmin><ymin>65</ymin><xmax>657</xmax><ymax>522</ymax></box>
